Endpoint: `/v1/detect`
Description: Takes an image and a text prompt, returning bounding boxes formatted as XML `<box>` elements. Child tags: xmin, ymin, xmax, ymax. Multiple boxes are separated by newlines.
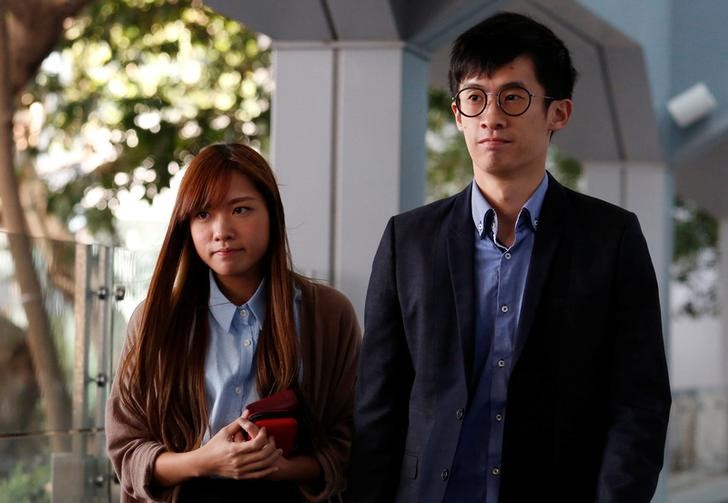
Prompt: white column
<box><xmin>720</xmin><ymin>219</ymin><xmax>728</xmax><ymax>389</ymax></box>
<box><xmin>623</xmin><ymin>163</ymin><xmax>672</xmax><ymax>325</ymax></box>
<box><xmin>721</xmin><ymin>219</ymin><xmax>728</xmax><ymax>475</ymax></box>
<box><xmin>271</xmin><ymin>47</ymin><xmax>335</xmax><ymax>282</ymax></box>
<box><xmin>582</xmin><ymin>161</ymin><xmax>623</xmax><ymax>207</ymax></box>
<box><xmin>583</xmin><ymin>161</ymin><xmax>671</xmax><ymax>328</ymax></box>
<box><xmin>271</xmin><ymin>42</ymin><xmax>429</xmax><ymax>321</ymax></box>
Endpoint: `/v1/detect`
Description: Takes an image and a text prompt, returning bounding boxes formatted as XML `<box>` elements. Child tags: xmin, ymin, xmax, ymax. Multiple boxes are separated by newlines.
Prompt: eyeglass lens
<box><xmin>456</xmin><ymin>86</ymin><xmax>533</xmax><ymax>117</ymax></box>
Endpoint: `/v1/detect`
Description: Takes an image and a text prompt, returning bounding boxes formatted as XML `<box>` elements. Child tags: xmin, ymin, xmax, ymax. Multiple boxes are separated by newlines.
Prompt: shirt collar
<box><xmin>208</xmin><ymin>271</ymin><xmax>267</xmax><ymax>332</ymax></box>
<box><xmin>471</xmin><ymin>173</ymin><xmax>549</xmax><ymax>239</ymax></box>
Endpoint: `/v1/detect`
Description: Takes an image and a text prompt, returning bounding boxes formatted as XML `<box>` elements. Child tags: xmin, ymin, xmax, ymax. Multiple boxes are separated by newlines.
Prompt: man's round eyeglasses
<box><xmin>453</xmin><ymin>85</ymin><xmax>556</xmax><ymax>118</ymax></box>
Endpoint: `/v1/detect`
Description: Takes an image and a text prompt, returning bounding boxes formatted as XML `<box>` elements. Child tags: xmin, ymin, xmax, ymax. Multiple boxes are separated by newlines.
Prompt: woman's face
<box><xmin>189</xmin><ymin>171</ymin><xmax>270</xmax><ymax>304</ymax></box>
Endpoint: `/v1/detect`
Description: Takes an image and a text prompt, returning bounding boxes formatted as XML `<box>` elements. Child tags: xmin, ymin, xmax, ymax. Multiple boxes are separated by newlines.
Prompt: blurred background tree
<box><xmin>672</xmin><ymin>198</ymin><xmax>719</xmax><ymax>317</ymax></box>
<box><xmin>1</xmin><ymin>0</ymin><xmax>96</xmax><ymax>455</ymax></box>
<box><xmin>14</xmin><ymin>0</ymin><xmax>272</xmax><ymax>244</ymax></box>
<box><xmin>0</xmin><ymin>0</ymin><xmax>273</xmax><ymax>464</ymax></box>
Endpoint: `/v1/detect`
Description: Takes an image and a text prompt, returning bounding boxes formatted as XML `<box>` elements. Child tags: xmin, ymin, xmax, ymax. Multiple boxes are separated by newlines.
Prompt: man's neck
<box><xmin>474</xmin><ymin>170</ymin><xmax>546</xmax><ymax>222</ymax></box>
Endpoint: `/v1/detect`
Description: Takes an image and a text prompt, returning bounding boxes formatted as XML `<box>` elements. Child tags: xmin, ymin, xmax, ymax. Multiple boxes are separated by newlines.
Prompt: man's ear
<box><xmin>451</xmin><ymin>101</ymin><xmax>464</xmax><ymax>131</ymax></box>
<box><xmin>547</xmin><ymin>98</ymin><xmax>573</xmax><ymax>133</ymax></box>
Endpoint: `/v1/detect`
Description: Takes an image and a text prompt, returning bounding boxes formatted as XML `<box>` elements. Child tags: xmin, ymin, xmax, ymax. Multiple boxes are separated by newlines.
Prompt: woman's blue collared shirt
<box><xmin>202</xmin><ymin>271</ymin><xmax>301</xmax><ymax>443</ymax></box>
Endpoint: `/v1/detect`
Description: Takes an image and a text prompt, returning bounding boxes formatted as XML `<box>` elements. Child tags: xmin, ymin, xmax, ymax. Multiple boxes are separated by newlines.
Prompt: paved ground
<box><xmin>670</xmin><ymin>473</ymin><xmax>728</xmax><ymax>503</ymax></box>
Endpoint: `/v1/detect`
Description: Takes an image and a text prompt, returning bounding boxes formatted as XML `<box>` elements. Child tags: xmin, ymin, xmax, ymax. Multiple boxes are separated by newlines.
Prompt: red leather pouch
<box><xmin>244</xmin><ymin>389</ymin><xmax>299</xmax><ymax>457</ymax></box>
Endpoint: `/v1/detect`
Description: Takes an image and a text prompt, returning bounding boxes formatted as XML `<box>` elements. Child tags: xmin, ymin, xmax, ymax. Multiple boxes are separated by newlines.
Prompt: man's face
<box><xmin>451</xmin><ymin>55</ymin><xmax>572</xmax><ymax>183</ymax></box>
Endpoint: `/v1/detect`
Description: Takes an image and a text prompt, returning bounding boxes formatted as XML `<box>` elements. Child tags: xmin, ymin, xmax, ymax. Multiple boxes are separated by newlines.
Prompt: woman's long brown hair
<box><xmin>117</xmin><ymin>143</ymin><xmax>304</xmax><ymax>453</ymax></box>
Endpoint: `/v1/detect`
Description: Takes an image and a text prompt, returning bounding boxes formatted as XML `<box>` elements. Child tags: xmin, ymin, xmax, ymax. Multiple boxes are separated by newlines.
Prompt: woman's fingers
<box><xmin>229</xmin><ymin>443</ymin><xmax>283</xmax><ymax>479</ymax></box>
<box><xmin>232</xmin><ymin>436</ymin><xmax>278</xmax><ymax>464</ymax></box>
<box><xmin>236</xmin><ymin>421</ymin><xmax>276</xmax><ymax>452</ymax></box>
<box><xmin>237</xmin><ymin>418</ymin><xmax>260</xmax><ymax>441</ymax></box>
<box><xmin>236</xmin><ymin>448</ymin><xmax>282</xmax><ymax>474</ymax></box>
<box><xmin>219</xmin><ymin>418</ymin><xmax>244</xmax><ymax>441</ymax></box>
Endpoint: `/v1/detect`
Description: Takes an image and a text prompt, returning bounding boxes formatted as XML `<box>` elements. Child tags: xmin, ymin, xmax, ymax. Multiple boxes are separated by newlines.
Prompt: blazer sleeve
<box><xmin>105</xmin><ymin>304</ymin><xmax>173</xmax><ymax>503</ymax></box>
<box><xmin>349</xmin><ymin>218</ymin><xmax>415</xmax><ymax>502</ymax></box>
<box><xmin>298</xmin><ymin>285</ymin><xmax>362</xmax><ymax>502</ymax></box>
<box><xmin>596</xmin><ymin>213</ymin><xmax>672</xmax><ymax>502</ymax></box>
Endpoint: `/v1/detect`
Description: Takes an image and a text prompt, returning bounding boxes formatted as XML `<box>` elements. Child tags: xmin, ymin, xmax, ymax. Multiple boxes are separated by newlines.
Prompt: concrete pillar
<box><xmin>582</xmin><ymin>161</ymin><xmax>624</xmax><ymax>207</ymax></box>
<box><xmin>583</xmin><ymin>162</ymin><xmax>671</xmax><ymax>327</ymax></box>
<box><xmin>271</xmin><ymin>42</ymin><xmax>429</xmax><ymax>321</ymax></box>
<box><xmin>720</xmin><ymin>219</ymin><xmax>728</xmax><ymax>473</ymax></box>
<box><xmin>271</xmin><ymin>46</ymin><xmax>335</xmax><ymax>283</ymax></box>
<box><xmin>720</xmin><ymin>219</ymin><xmax>728</xmax><ymax>389</ymax></box>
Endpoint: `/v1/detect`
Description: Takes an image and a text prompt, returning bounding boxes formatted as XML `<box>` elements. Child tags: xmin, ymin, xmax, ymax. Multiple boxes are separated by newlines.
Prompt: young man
<box><xmin>349</xmin><ymin>12</ymin><xmax>671</xmax><ymax>503</ymax></box>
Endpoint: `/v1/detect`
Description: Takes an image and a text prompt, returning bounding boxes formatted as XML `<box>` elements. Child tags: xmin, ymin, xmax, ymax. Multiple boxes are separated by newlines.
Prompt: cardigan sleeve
<box><xmin>105</xmin><ymin>303</ymin><xmax>174</xmax><ymax>502</ymax></box>
<box><xmin>298</xmin><ymin>284</ymin><xmax>362</xmax><ymax>502</ymax></box>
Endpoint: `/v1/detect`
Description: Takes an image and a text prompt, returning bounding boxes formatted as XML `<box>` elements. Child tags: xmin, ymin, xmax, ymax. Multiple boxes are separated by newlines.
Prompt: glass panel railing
<box><xmin>0</xmin><ymin>230</ymin><xmax>158</xmax><ymax>501</ymax></box>
<box><xmin>0</xmin><ymin>231</ymin><xmax>78</xmax><ymax>439</ymax></box>
<box><xmin>108</xmin><ymin>247</ymin><xmax>157</xmax><ymax>380</ymax></box>
<box><xmin>0</xmin><ymin>431</ymin><xmax>109</xmax><ymax>502</ymax></box>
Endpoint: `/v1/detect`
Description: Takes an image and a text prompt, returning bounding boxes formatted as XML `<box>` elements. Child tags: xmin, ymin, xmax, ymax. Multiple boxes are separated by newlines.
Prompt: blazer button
<box><xmin>441</xmin><ymin>468</ymin><xmax>449</xmax><ymax>481</ymax></box>
<box><xmin>456</xmin><ymin>408</ymin><xmax>464</xmax><ymax>420</ymax></box>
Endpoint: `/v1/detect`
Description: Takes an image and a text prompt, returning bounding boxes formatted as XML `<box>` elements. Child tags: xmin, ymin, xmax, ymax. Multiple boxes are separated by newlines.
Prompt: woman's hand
<box><xmin>153</xmin><ymin>417</ymin><xmax>282</xmax><ymax>487</ymax></box>
<box><xmin>237</xmin><ymin>408</ymin><xmax>323</xmax><ymax>483</ymax></box>
<box><xmin>198</xmin><ymin>417</ymin><xmax>283</xmax><ymax>480</ymax></box>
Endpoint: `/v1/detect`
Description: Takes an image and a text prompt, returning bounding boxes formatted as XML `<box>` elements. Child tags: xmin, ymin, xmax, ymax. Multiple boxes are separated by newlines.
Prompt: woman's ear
<box><xmin>547</xmin><ymin>98</ymin><xmax>573</xmax><ymax>133</ymax></box>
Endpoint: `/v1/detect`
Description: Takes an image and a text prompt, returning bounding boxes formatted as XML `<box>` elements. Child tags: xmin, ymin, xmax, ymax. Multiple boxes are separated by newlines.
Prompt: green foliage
<box><xmin>672</xmin><ymin>197</ymin><xmax>719</xmax><ymax>317</ymax></box>
<box><xmin>18</xmin><ymin>0</ymin><xmax>272</xmax><ymax>242</ymax></box>
<box><xmin>546</xmin><ymin>149</ymin><xmax>582</xmax><ymax>190</ymax></box>
<box><xmin>426</xmin><ymin>88</ymin><xmax>471</xmax><ymax>201</ymax></box>
<box><xmin>0</xmin><ymin>461</ymin><xmax>50</xmax><ymax>503</ymax></box>
<box><xmin>674</xmin><ymin>198</ymin><xmax>719</xmax><ymax>262</ymax></box>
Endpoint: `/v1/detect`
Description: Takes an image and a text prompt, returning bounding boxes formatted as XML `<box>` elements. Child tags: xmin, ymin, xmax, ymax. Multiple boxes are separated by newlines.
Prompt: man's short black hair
<box><xmin>449</xmin><ymin>12</ymin><xmax>577</xmax><ymax>100</ymax></box>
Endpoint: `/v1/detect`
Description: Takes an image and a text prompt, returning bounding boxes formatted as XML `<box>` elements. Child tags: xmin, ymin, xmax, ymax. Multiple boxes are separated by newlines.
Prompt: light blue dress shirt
<box><xmin>444</xmin><ymin>174</ymin><xmax>548</xmax><ymax>503</ymax></box>
<box><xmin>202</xmin><ymin>272</ymin><xmax>301</xmax><ymax>444</ymax></box>
<box><xmin>203</xmin><ymin>273</ymin><xmax>267</xmax><ymax>443</ymax></box>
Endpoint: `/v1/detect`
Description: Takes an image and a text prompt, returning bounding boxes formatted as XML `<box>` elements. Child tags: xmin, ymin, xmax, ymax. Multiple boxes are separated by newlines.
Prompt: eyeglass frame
<box><xmin>452</xmin><ymin>85</ymin><xmax>557</xmax><ymax>118</ymax></box>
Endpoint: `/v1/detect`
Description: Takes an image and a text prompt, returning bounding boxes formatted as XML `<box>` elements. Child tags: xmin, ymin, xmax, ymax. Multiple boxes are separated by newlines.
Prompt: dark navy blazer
<box><xmin>349</xmin><ymin>173</ymin><xmax>671</xmax><ymax>503</ymax></box>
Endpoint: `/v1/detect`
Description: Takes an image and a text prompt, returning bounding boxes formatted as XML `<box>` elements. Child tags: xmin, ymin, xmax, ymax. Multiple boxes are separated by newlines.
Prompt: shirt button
<box><xmin>501</xmin><ymin>305</ymin><xmax>509</xmax><ymax>313</ymax></box>
<box><xmin>240</xmin><ymin>308</ymin><xmax>249</xmax><ymax>319</ymax></box>
<box><xmin>504</xmin><ymin>252</ymin><xmax>512</xmax><ymax>260</ymax></box>
<box><xmin>495</xmin><ymin>413</ymin><xmax>503</xmax><ymax>422</ymax></box>
<box><xmin>441</xmin><ymin>468</ymin><xmax>449</xmax><ymax>481</ymax></box>
<box><xmin>497</xmin><ymin>359</ymin><xmax>505</xmax><ymax>368</ymax></box>
<box><xmin>243</xmin><ymin>339</ymin><xmax>252</xmax><ymax>347</ymax></box>
<box><xmin>234</xmin><ymin>386</ymin><xmax>242</xmax><ymax>395</ymax></box>
<box><xmin>492</xmin><ymin>467</ymin><xmax>500</xmax><ymax>476</ymax></box>
<box><xmin>456</xmin><ymin>408</ymin><xmax>464</xmax><ymax>420</ymax></box>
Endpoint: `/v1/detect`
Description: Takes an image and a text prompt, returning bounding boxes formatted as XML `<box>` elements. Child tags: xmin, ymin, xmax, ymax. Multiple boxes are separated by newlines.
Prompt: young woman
<box><xmin>106</xmin><ymin>143</ymin><xmax>361</xmax><ymax>502</ymax></box>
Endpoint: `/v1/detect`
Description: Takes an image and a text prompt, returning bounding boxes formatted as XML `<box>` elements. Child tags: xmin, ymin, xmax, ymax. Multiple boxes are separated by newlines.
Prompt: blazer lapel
<box><xmin>514</xmin><ymin>173</ymin><xmax>569</xmax><ymax>361</ymax></box>
<box><xmin>446</xmin><ymin>185</ymin><xmax>477</xmax><ymax>393</ymax></box>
